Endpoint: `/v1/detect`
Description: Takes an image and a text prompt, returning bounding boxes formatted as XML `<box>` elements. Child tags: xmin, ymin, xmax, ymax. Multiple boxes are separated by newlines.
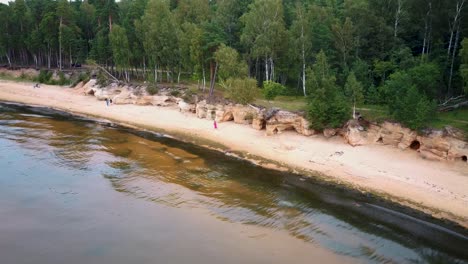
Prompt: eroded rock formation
<box><xmin>80</xmin><ymin>79</ymin><xmax>467</xmax><ymax>163</ymax></box>
<box><xmin>344</xmin><ymin>120</ymin><xmax>468</xmax><ymax>162</ymax></box>
<box><xmin>265</xmin><ymin>110</ymin><xmax>314</xmax><ymax>136</ymax></box>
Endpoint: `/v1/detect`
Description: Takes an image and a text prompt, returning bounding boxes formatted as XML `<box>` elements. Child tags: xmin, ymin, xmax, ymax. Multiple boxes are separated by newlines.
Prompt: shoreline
<box><xmin>0</xmin><ymin>80</ymin><xmax>467</xmax><ymax>229</ymax></box>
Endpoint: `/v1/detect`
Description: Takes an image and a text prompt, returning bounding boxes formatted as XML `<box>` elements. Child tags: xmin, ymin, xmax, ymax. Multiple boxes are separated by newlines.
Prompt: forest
<box><xmin>1</xmin><ymin>0</ymin><xmax>468</xmax><ymax>130</ymax></box>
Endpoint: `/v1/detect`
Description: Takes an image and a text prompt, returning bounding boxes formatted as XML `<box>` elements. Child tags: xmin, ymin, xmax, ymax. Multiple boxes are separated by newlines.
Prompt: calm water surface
<box><xmin>0</xmin><ymin>104</ymin><xmax>466</xmax><ymax>264</ymax></box>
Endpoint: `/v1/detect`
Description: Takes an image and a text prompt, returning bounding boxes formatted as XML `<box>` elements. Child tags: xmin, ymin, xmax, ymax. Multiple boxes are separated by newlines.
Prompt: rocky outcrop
<box><xmin>93</xmin><ymin>88</ymin><xmax>116</xmax><ymax>101</ymax></box>
<box><xmin>232</xmin><ymin>105</ymin><xmax>255</xmax><ymax>125</ymax></box>
<box><xmin>266</xmin><ymin>110</ymin><xmax>314</xmax><ymax>136</ymax></box>
<box><xmin>195</xmin><ymin>101</ymin><xmax>234</xmax><ymax>121</ymax></box>
<box><xmin>135</xmin><ymin>95</ymin><xmax>175</xmax><ymax>106</ymax></box>
<box><xmin>252</xmin><ymin>109</ymin><xmax>266</xmax><ymax>130</ymax></box>
<box><xmin>346</xmin><ymin>126</ymin><xmax>366</xmax><ymax>146</ymax></box>
<box><xmin>79</xmin><ymin>79</ymin><xmax>467</xmax><ymax>163</ymax></box>
<box><xmin>323</xmin><ymin>128</ymin><xmax>338</xmax><ymax>138</ymax></box>
<box><xmin>343</xmin><ymin>119</ymin><xmax>468</xmax><ymax>162</ymax></box>
<box><xmin>83</xmin><ymin>79</ymin><xmax>98</xmax><ymax>95</ymax></box>
<box><xmin>112</xmin><ymin>87</ymin><xmax>138</xmax><ymax>104</ymax></box>
<box><xmin>178</xmin><ymin>100</ymin><xmax>196</xmax><ymax>113</ymax></box>
<box><xmin>417</xmin><ymin>129</ymin><xmax>468</xmax><ymax>161</ymax></box>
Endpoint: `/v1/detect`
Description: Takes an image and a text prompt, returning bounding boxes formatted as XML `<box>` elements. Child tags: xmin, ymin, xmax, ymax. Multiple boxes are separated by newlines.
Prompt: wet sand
<box><xmin>0</xmin><ymin>80</ymin><xmax>467</xmax><ymax>228</ymax></box>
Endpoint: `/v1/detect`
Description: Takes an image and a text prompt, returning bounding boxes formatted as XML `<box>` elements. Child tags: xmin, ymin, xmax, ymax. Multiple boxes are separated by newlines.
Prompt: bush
<box><xmin>385</xmin><ymin>69</ymin><xmax>437</xmax><ymax>130</ymax></box>
<box><xmin>307</xmin><ymin>93</ymin><xmax>349</xmax><ymax>130</ymax></box>
<box><xmin>57</xmin><ymin>71</ymin><xmax>70</xmax><ymax>85</ymax></box>
<box><xmin>306</xmin><ymin>50</ymin><xmax>350</xmax><ymax>130</ymax></box>
<box><xmin>96</xmin><ymin>71</ymin><xmax>109</xmax><ymax>87</ymax></box>
<box><xmin>170</xmin><ymin>90</ymin><xmax>181</xmax><ymax>97</ymax></box>
<box><xmin>392</xmin><ymin>85</ymin><xmax>436</xmax><ymax>130</ymax></box>
<box><xmin>36</xmin><ymin>70</ymin><xmax>52</xmax><ymax>84</ymax></box>
<box><xmin>71</xmin><ymin>72</ymin><xmax>91</xmax><ymax>87</ymax></box>
<box><xmin>146</xmin><ymin>83</ymin><xmax>159</xmax><ymax>95</ymax></box>
<box><xmin>182</xmin><ymin>88</ymin><xmax>197</xmax><ymax>103</ymax></box>
<box><xmin>262</xmin><ymin>81</ymin><xmax>285</xmax><ymax>101</ymax></box>
<box><xmin>222</xmin><ymin>78</ymin><xmax>259</xmax><ymax>105</ymax></box>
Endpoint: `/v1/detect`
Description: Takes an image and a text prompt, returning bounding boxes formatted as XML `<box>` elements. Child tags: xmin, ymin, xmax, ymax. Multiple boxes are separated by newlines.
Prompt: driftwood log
<box><xmin>438</xmin><ymin>95</ymin><xmax>468</xmax><ymax>112</ymax></box>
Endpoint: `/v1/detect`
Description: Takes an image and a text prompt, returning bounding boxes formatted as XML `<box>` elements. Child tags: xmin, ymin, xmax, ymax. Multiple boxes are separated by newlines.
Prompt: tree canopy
<box><xmin>1</xmin><ymin>0</ymin><xmax>468</xmax><ymax>129</ymax></box>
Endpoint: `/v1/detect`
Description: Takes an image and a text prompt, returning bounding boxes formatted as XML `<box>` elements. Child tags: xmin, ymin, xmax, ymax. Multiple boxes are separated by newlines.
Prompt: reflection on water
<box><xmin>0</xmin><ymin>104</ymin><xmax>466</xmax><ymax>264</ymax></box>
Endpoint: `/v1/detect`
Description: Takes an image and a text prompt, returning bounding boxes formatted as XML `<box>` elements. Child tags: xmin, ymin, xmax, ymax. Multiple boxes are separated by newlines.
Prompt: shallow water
<box><xmin>0</xmin><ymin>104</ymin><xmax>466</xmax><ymax>264</ymax></box>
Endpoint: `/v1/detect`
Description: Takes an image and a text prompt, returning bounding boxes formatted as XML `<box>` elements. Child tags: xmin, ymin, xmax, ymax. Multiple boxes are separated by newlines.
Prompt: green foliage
<box><xmin>344</xmin><ymin>72</ymin><xmax>364</xmax><ymax>117</ymax></box>
<box><xmin>214</xmin><ymin>44</ymin><xmax>247</xmax><ymax>80</ymax></box>
<box><xmin>262</xmin><ymin>81</ymin><xmax>285</xmax><ymax>101</ymax></box>
<box><xmin>384</xmin><ymin>68</ymin><xmax>437</xmax><ymax>130</ymax></box>
<box><xmin>182</xmin><ymin>87</ymin><xmax>197</xmax><ymax>104</ymax></box>
<box><xmin>0</xmin><ymin>0</ymin><xmax>465</xmax><ymax>132</ymax></box>
<box><xmin>96</xmin><ymin>71</ymin><xmax>109</xmax><ymax>87</ymax></box>
<box><xmin>460</xmin><ymin>38</ymin><xmax>468</xmax><ymax>94</ymax></box>
<box><xmin>139</xmin><ymin>0</ymin><xmax>180</xmax><ymax>71</ymax></box>
<box><xmin>222</xmin><ymin>78</ymin><xmax>259</xmax><ymax>105</ymax></box>
<box><xmin>306</xmin><ymin>51</ymin><xmax>350</xmax><ymax>130</ymax></box>
<box><xmin>384</xmin><ymin>64</ymin><xmax>441</xmax><ymax>107</ymax></box>
<box><xmin>170</xmin><ymin>90</ymin><xmax>181</xmax><ymax>97</ymax></box>
<box><xmin>406</xmin><ymin>63</ymin><xmax>440</xmax><ymax>99</ymax></box>
<box><xmin>392</xmin><ymin>85</ymin><xmax>436</xmax><ymax>130</ymax></box>
<box><xmin>57</xmin><ymin>71</ymin><xmax>70</xmax><ymax>85</ymax></box>
<box><xmin>36</xmin><ymin>70</ymin><xmax>53</xmax><ymax>84</ymax></box>
<box><xmin>241</xmin><ymin>0</ymin><xmax>286</xmax><ymax>59</ymax></box>
<box><xmin>109</xmin><ymin>25</ymin><xmax>131</xmax><ymax>70</ymax></box>
<box><xmin>71</xmin><ymin>72</ymin><xmax>91</xmax><ymax>87</ymax></box>
<box><xmin>146</xmin><ymin>83</ymin><xmax>159</xmax><ymax>95</ymax></box>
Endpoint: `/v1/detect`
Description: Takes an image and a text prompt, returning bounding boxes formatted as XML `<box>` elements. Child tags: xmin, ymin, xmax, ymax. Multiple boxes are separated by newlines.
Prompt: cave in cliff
<box><xmin>410</xmin><ymin>140</ymin><xmax>421</xmax><ymax>150</ymax></box>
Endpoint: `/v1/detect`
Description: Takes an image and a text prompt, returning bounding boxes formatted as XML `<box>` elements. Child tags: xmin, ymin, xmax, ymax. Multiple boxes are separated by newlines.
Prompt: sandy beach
<box><xmin>1</xmin><ymin>80</ymin><xmax>467</xmax><ymax>227</ymax></box>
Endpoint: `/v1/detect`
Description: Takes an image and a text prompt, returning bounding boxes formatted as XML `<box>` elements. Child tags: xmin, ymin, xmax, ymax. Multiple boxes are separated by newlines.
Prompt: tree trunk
<box><xmin>265</xmin><ymin>57</ymin><xmax>269</xmax><ymax>82</ymax></box>
<box><xmin>270</xmin><ymin>58</ymin><xmax>274</xmax><ymax>81</ymax></box>
<box><xmin>59</xmin><ymin>16</ymin><xmax>63</xmax><ymax>71</ymax></box>
<box><xmin>202</xmin><ymin>65</ymin><xmax>206</xmax><ymax>92</ymax></box>
<box><xmin>154</xmin><ymin>65</ymin><xmax>158</xmax><ymax>83</ymax></box>
<box><xmin>421</xmin><ymin>2</ymin><xmax>432</xmax><ymax>61</ymax></box>
<box><xmin>142</xmin><ymin>58</ymin><xmax>146</xmax><ymax>79</ymax></box>
<box><xmin>301</xmin><ymin>23</ymin><xmax>306</xmax><ymax>96</ymax></box>
<box><xmin>209</xmin><ymin>62</ymin><xmax>218</xmax><ymax>98</ymax></box>
<box><xmin>177</xmin><ymin>67</ymin><xmax>181</xmax><ymax>84</ymax></box>
<box><xmin>47</xmin><ymin>45</ymin><xmax>51</xmax><ymax>69</ymax></box>
<box><xmin>448</xmin><ymin>22</ymin><xmax>461</xmax><ymax>97</ymax></box>
<box><xmin>69</xmin><ymin>45</ymin><xmax>72</xmax><ymax>68</ymax></box>
<box><xmin>447</xmin><ymin>0</ymin><xmax>466</xmax><ymax>63</ymax></box>
<box><xmin>6</xmin><ymin>52</ymin><xmax>11</xmax><ymax>68</ymax></box>
<box><xmin>353</xmin><ymin>100</ymin><xmax>356</xmax><ymax>119</ymax></box>
<box><xmin>394</xmin><ymin>0</ymin><xmax>403</xmax><ymax>38</ymax></box>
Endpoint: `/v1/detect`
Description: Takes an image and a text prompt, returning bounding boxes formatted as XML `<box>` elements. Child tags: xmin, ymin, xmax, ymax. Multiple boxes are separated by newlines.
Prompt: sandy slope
<box><xmin>1</xmin><ymin>80</ymin><xmax>467</xmax><ymax>227</ymax></box>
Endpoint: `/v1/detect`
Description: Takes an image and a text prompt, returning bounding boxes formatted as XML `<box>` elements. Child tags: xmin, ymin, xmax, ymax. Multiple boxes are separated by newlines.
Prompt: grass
<box><xmin>357</xmin><ymin>104</ymin><xmax>391</xmax><ymax>123</ymax></box>
<box><xmin>255</xmin><ymin>96</ymin><xmax>307</xmax><ymax>111</ymax></box>
<box><xmin>0</xmin><ymin>72</ymin><xmax>35</xmax><ymax>82</ymax></box>
<box><xmin>430</xmin><ymin>108</ymin><xmax>468</xmax><ymax>135</ymax></box>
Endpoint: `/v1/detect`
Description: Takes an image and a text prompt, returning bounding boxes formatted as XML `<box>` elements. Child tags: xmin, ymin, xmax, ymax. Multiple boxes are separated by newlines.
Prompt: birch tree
<box><xmin>394</xmin><ymin>0</ymin><xmax>404</xmax><ymax>38</ymax></box>
<box><xmin>447</xmin><ymin>0</ymin><xmax>466</xmax><ymax>97</ymax></box>
<box><xmin>109</xmin><ymin>25</ymin><xmax>131</xmax><ymax>82</ymax></box>
<box><xmin>344</xmin><ymin>72</ymin><xmax>364</xmax><ymax>119</ymax></box>
<box><xmin>241</xmin><ymin>0</ymin><xmax>286</xmax><ymax>82</ymax></box>
<box><xmin>332</xmin><ymin>17</ymin><xmax>355</xmax><ymax>70</ymax></box>
<box><xmin>290</xmin><ymin>3</ymin><xmax>312</xmax><ymax>96</ymax></box>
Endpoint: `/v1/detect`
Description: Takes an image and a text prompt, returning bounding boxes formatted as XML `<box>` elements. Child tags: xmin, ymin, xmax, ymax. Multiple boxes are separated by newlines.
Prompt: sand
<box><xmin>1</xmin><ymin>80</ymin><xmax>467</xmax><ymax>227</ymax></box>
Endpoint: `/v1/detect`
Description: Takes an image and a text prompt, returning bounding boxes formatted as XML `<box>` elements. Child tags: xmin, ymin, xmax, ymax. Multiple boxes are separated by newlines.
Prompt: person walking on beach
<box><xmin>213</xmin><ymin>120</ymin><xmax>218</xmax><ymax>129</ymax></box>
<box><xmin>105</xmin><ymin>98</ymin><xmax>109</xmax><ymax>107</ymax></box>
